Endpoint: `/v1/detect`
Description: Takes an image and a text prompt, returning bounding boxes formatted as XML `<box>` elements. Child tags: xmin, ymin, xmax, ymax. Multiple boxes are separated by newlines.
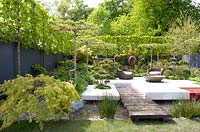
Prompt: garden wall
<box><xmin>0</xmin><ymin>43</ymin><xmax>66</xmax><ymax>83</ymax></box>
<box><xmin>182</xmin><ymin>54</ymin><xmax>200</xmax><ymax>68</ymax></box>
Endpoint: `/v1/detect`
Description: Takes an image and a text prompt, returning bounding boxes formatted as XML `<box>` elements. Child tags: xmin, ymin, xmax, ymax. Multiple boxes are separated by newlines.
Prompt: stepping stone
<box><xmin>71</xmin><ymin>101</ymin><xmax>84</xmax><ymax>112</ymax></box>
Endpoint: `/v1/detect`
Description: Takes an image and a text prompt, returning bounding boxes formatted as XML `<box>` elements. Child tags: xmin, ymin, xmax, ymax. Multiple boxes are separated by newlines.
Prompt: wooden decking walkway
<box><xmin>117</xmin><ymin>87</ymin><xmax>171</xmax><ymax>121</ymax></box>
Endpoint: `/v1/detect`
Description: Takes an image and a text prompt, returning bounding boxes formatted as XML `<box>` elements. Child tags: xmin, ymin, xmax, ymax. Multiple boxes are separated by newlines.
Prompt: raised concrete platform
<box><xmin>81</xmin><ymin>85</ymin><xmax>120</xmax><ymax>101</ymax></box>
<box><xmin>132</xmin><ymin>77</ymin><xmax>190</xmax><ymax>100</ymax></box>
<box><xmin>110</xmin><ymin>77</ymin><xmax>200</xmax><ymax>100</ymax></box>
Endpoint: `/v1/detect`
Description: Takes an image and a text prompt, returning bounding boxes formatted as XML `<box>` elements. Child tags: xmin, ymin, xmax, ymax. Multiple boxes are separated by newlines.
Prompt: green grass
<box><xmin>1</xmin><ymin>118</ymin><xmax>200</xmax><ymax>132</ymax></box>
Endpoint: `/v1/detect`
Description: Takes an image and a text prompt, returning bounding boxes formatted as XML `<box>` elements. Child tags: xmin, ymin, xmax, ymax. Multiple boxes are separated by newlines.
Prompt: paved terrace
<box><xmin>110</xmin><ymin>77</ymin><xmax>200</xmax><ymax>100</ymax></box>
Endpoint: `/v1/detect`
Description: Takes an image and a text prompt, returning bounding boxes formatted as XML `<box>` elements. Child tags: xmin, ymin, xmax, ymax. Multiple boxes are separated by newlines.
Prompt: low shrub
<box><xmin>31</xmin><ymin>64</ymin><xmax>47</xmax><ymax>76</ymax></box>
<box><xmin>95</xmin><ymin>84</ymin><xmax>111</xmax><ymax>89</ymax></box>
<box><xmin>75</xmin><ymin>73</ymin><xmax>95</xmax><ymax>94</ymax></box>
<box><xmin>0</xmin><ymin>74</ymin><xmax>79</xmax><ymax>130</ymax></box>
<box><xmin>175</xmin><ymin>68</ymin><xmax>191</xmax><ymax>80</ymax></box>
<box><xmin>97</xmin><ymin>96</ymin><xmax>118</xmax><ymax>119</ymax></box>
<box><xmin>171</xmin><ymin>99</ymin><xmax>200</xmax><ymax>118</ymax></box>
<box><xmin>92</xmin><ymin>59</ymin><xmax>119</xmax><ymax>80</ymax></box>
<box><xmin>115</xmin><ymin>54</ymin><xmax>129</xmax><ymax>65</ymax></box>
<box><xmin>48</xmin><ymin>66</ymin><xmax>70</xmax><ymax>81</ymax></box>
<box><xmin>164</xmin><ymin>66</ymin><xmax>191</xmax><ymax>80</ymax></box>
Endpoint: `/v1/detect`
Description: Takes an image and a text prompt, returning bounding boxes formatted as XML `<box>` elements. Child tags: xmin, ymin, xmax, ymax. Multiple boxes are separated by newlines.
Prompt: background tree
<box><xmin>130</xmin><ymin>0</ymin><xmax>200</xmax><ymax>36</ymax></box>
<box><xmin>88</xmin><ymin>5</ymin><xmax>111</xmax><ymax>35</ymax></box>
<box><xmin>111</xmin><ymin>14</ymin><xmax>134</xmax><ymax>35</ymax></box>
<box><xmin>103</xmin><ymin>0</ymin><xmax>133</xmax><ymax>19</ymax></box>
<box><xmin>57</xmin><ymin>0</ymin><xmax>93</xmax><ymax>21</ymax></box>
<box><xmin>57</xmin><ymin>0</ymin><xmax>71</xmax><ymax>19</ymax></box>
<box><xmin>88</xmin><ymin>0</ymin><xmax>133</xmax><ymax>35</ymax></box>
<box><xmin>166</xmin><ymin>16</ymin><xmax>199</xmax><ymax>57</ymax></box>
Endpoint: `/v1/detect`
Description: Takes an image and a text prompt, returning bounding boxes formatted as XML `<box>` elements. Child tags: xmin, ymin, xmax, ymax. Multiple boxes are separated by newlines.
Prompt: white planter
<box><xmin>81</xmin><ymin>85</ymin><xmax>120</xmax><ymax>101</ymax></box>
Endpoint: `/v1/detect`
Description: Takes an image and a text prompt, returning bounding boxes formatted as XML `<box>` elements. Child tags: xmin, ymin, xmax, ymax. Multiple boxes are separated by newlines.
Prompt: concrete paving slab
<box><xmin>81</xmin><ymin>85</ymin><xmax>120</xmax><ymax>101</ymax></box>
<box><xmin>110</xmin><ymin>77</ymin><xmax>200</xmax><ymax>100</ymax></box>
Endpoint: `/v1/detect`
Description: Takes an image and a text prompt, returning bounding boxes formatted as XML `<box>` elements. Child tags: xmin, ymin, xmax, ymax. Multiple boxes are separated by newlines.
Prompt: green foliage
<box><xmin>97</xmin><ymin>96</ymin><xmax>118</xmax><ymax>119</ymax></box>
<box><xmin>103</xmin><ymin>0</ymin><xmax>133</xmax><ymax>19</ymax></box>
<box><xmin>131</xmin><ymin>0</ymin><xmax>200</xmax><ymax>36</ymax></box>
<box><xmin>92</xmin><ymin>59</ymin><xmax>119</xmax><ymax>79</ymax></box>
<box><xmin>164</xmin><ymin>58</ymin><xmax>191</xmax><ymax>80</ymax></box>
<box><xmin>166</xmin><ymin>16</ymin><xmax>200</xmax><ymax>56</ymax></box>
<box><xmin>0</xmin><ymin>74</ymin><xmax>79</xmax><ymax>130</ymax></box>
<box><xmin>164</xmin><ymin>67</ymin><xmax>191</xmax><ymax>80</ymax></box>
<box><xmin>48</xmin><ymin>60</ymin><xmax>95</xmax><ymax>94</ymax></box>
<box><xmin>31</xmin><ymin>64</ymin><xmax>47</xmax><ymax>76</ymax></box>
<box><xmin>76</xmin><ymin>45</ymin><xmax>92</xmax><ymax>63</ymax></box>
<box><xmin>76</xmin><ymin>73</ymin><xmax>95</xmax><ymax>94</ymax></box>
<box><xmin>171</xmin><ymin>99</ymin><xmax>200</xmax><ymax>118</ymax></box>
<box><xmin>115</xmin><ymin>54</ymin><xmax>129</xmax><ymax>65</ymax></box>
<box><xmin>98</xmin><ymin>35</ymin><xmax>168</xmax><ymax>56</ymax></box>
<box><xmin>175</xmin><ymin>68</ymin><xmax>191</xmax><ymax>80</ymax></box>
<box><xmin>111</xmin><ymin>14</ymin><xmax>135</xmax><ymax>35</ymax></box>
<box><xmin>88</xmin><ymin>5</ymin><xmax>111</xmax><ymax>35</ymax></box>
<box><xmin>0</xmin><ymin>0</ymin><xmax>74</xmax><ymax>55</ymax></box>
<box><xmin>57</xmin><ymin>0</ymin><xmax>93</xmax><ymax>21</ymax></box>
<box><xmin>95</xmin><ymin>84</ymin><xmax>111</xmax><ymax>89</ymax></box>
<box><xmin>48</xmin><ymin>60</ymin><xmax>74</xmax><ymax>81</ymax></box>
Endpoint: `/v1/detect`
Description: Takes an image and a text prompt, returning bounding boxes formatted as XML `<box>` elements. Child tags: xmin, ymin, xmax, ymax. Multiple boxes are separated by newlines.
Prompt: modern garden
<box><xmin>1</xmin><ymin>0</ymin><xmax>200</xmax><ymax>131</ymax></box>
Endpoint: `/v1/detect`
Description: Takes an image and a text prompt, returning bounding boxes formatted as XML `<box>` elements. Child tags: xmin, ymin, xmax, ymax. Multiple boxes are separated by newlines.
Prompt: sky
<box><xmin>86</xmin><ymin>0</ymin><xmax>200</xmax><ymax>7</ymax></box>
<box><xmin>83</xmin><ymin>0</ymin><xmax>104</xmax><ymax>7</ymax></box>
<box><xmin>41</xmin><ymin>0</ymin><xmax>200</xmax><ymax>8</ymax></box>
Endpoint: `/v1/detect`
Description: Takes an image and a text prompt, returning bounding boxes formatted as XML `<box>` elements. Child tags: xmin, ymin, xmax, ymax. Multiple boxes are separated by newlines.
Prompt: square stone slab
<box><xmin>81</xmin><ymin>85</ymin><xmax>120</xmax><ymax>101</ymax></box>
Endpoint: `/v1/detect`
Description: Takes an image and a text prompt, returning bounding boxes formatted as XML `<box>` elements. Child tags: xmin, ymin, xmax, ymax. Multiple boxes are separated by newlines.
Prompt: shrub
<box><xmin>164</xmin><ymin>69</ymin><xmax>173</xmax><ymax>77</ymax></box>
<box><xmin>76</xmin><ymin>45</ymin><xmax>92</xmax><ymax>64</ymax></box>
<box><xmin>95</xmin><ymin>84</ymin><xmax>111</xmax><ymax>89</ymax></box>
<box><xmin>115</xmin><ymin>54</ymin><xmax>129</xmax><ymax>65</ymax></box>
<box><xmin>0</xmin><ymin>74</ymin><xmax>79</xmax><ymax>130</ymax></box>
<box><xmin>175</xmin><ymin>67</ymin><xmax>191</xmax><ymax>80</ymax></box>
<box><xmin>171</xmin><ymin>99</ymin><xmax>200</xmax><ymax>118</ymax></box>
<box><xmin>75</xmin><ymin>73</ymin><xmax>95</xmax><ymax>94</ymax></box>
<box><xmin>92</xmin><ymin>59</ymin><xmax>119</xmax><ymax>80</ymax></box>
<box><xmin>31</xmin><ymin>64</ymin><xmax>47</xmax><ymax>76</ymax></box>
<box><xmin>97</xmin><ymin>96</ymin><xmax>118</xmax><ymax>119</ymax></box>
<box><xmin>48</xmin><ymin>66</ymin><xmax>70</xmax><ymax>81</ymax></box>
<box><xmin>58</xmin><ymin>60</ymin><xmax>74</xmax><ymax>69</ymax></box>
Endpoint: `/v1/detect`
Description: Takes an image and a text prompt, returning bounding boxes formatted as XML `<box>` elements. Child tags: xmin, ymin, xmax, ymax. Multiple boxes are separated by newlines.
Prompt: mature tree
<box><xmin>88</xmin><ymin>0</ymin><xmax>133</xmax><ymax>35</ymax></box>
<box><xmin>111</xmin><ymin>14</ymin><xmax>135</xmax><ymax>35</ymax></box>
<box><xmin>131</xmin><ymin>0</ymin><xmax>200</xmax><ymax>36</ymax></box>
<box><xmin>166</xmin><ymin>16</ymin><xmax>199</xmax><ymax>56</ymax></box>
<box><xmin>57</xmin><ymin>0</ymin><xmax>71</xmax><ymax>19</ymax></box>
<box><xmin>103</xmin><ymin>0</ymin><xmax>133</xmax><ymax>19</ymax></box>
<box><xmin>88</xmin><ymin>5</ymin><xmax>111</xmax><ymax>35</ymax></box>
<box><xmin>57</xmin><ymin>0</ymin><xmax>93</xmax><ymax>21</ymax></box>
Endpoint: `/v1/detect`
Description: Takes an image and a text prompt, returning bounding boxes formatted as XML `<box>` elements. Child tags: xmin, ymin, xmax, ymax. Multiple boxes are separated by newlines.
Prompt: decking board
<box><xmin>117</xmin><ymin>87</ymin><xmax>171</xmax><ymax>120</ymax></box>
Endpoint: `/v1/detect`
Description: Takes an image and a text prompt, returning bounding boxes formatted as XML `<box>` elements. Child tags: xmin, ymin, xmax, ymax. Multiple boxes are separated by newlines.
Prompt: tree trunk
<box><xmin>17</xmin><ymin>39</ymin><xmax>21</xmax><ymax>75</ymax></box>
<box><xmin>73</xmin><ymin>30</ymin><xmax>77</xmax><ymax>84</ymax></box>
<box><xmin>16</xmin><ymin>3</ymin><xmax>21</xmax><ymax>75</ymax></box>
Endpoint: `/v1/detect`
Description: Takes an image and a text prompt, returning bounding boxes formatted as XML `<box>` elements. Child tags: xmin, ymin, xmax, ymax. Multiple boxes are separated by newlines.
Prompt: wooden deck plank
<box><xmin>117</xmin><ymin>87</ymin><xmax>171</xmax><ymax>120</ymax></box>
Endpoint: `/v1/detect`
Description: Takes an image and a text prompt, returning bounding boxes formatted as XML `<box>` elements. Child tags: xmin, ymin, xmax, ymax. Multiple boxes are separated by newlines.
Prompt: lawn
<box><xmin>1</xmin><ymin>118</ymin><xmax>200</xmax><ymax>132</ymax></box>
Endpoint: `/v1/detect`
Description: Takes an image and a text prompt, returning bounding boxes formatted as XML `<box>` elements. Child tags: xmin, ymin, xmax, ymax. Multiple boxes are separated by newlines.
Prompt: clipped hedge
<box><xmin>98</xmin><ymin>35</ymin><xmax>168</xmax><ymax>45</ymax></box>
<box><xmin>96</xmin><ymin>35</ymin><xmax>170</xmax><ymax>56</ymax></box>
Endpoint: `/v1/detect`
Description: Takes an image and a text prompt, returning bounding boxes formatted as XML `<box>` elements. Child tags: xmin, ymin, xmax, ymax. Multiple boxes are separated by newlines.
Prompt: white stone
<box><xmin>110</xmin><ymin>77</ymin><xmax>200</xmax><ymax>100</ymax></box>
<box><xmin>81</xmin><ymin>85</ymin><xmax>120</xmax><ymax>101</ymax></box>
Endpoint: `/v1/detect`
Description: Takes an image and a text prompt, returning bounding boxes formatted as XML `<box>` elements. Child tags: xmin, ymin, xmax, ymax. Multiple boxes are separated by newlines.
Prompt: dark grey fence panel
<box><xmin>20</xmin><ymin>48</ymin><xmax>42</xmax><ymax>75</ymax></box>
<box><xmin>182</xmin><ymin>54</ymin><xmax>200</xmax><ymax>68</ymax></box>
<box><xmin>0</xmin><ymin>43</ymin><xmax>67</xmax><ymax>83</ymax></box>
<box><xmin>44</xmin><ymin>54</ymin><xmax>59</xmax><ymax>71</ymax></box>
<box><xmin>0</xmin><ymin>43</ymin><xmax>16</xmax><ymax>83</ymax></box>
